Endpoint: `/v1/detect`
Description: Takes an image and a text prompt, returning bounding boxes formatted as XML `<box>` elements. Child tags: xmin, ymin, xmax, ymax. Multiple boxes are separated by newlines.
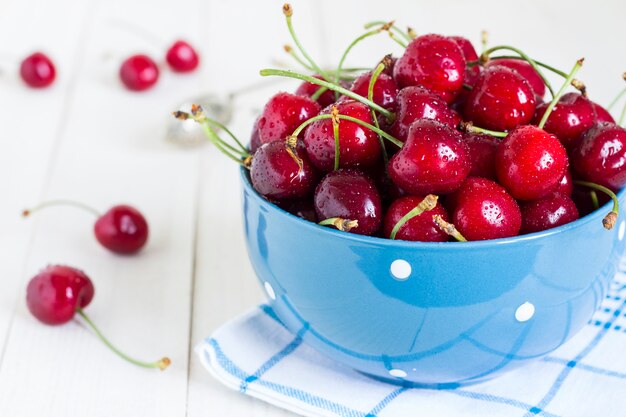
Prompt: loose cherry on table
<box><xmin>119</xmin><ymin>54</ymin><xmax>160</xmax><ymax>91</ymax></box>
<box><xmin>520</xmin><ymin>193</ymin><xmax>579</xmax><ymax>234</ymax></box>
<box><xmin>20</xmin><ymin>52</ymin><xmax>56</xmax><ymax>88</ymax></box>
<box><xmin>314</xmin><ymin>169</ymin><xmax>382</xmax><ymax>236</ymax></box>
<box><xmin>166</xmin><ymin>40</ymin><xmax>200</xmax><ymax>72</ymax></box>
<box><xmin>26</xmin><ymin>265</ymin><xmax>170</xmax><ymax>370</ymax></box>
<box><xmin>23</xmin><ymin>201</ymin><xmax>149</xmax><ymax>254</ymax></box>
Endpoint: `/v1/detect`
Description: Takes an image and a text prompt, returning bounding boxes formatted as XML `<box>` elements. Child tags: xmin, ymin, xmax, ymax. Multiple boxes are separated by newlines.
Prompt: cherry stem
<box><xmin>390</xmin><ymin>195</ymin><xmax>438</xmax><ymax>240</ymax></box>
<box><xmin>369</xmin><ymin>62</ymin><xmax>390</xmax><ymax>164</ymax></box>
<box><xmin>619</xmin><ymin>101</ymin><xmax>626</xmax><ymax>127</ymax></box>
<box><xmin>433</xmin><ymin>215</ymin><xmax>467</xmax><ymax>242</ymax></box>
<box><xmin>331</xmin><ymin>106</ymin><xmax>341</xmax><ymax>171</ymax></box>
<box><xmin>260</xmin><ymin>69</ymin><xmax>396</xmax><ymax>122</ymax></box>
<box><xmin>363</xmin><ymin>21</ymin><xmax>412</xmax><ymax>42</ymax></box>
<box><xmin>290</xmin><ymin>113</ymin><xmax>403</xmax><ymax>148</ymax></box>
<box><xmin>76</xmin><ymin>308</ymin><xmax>170</xmax><ymax>371</ymax></box>
<box><xmin>481</xmin><ymin>55</ymin><xmax>568</xmax><ymax>78</ymax></box>
<box><xmin>282</xmin><ymin>4</ymin><xmax>333</xmax><ymax>87</ymax></box>
<box><xmin>482</xmin><ymin>45</ymin><xmax>556</xmax><ymax>98</ymax></box>
<box><xmin>22</xmin><ymin>199</ymin><xmax>101</xmax><ymax>218</ymax></box>
<box><xmin>607</xmin><ymin>74</ymin><xmax>626</xmax><ymax>111</ymax></box>
<box><xmin>310</xmin><ymin>86</ymin><xmax>329</xmax><ymax>101</ymax></box>
<box><xmin>318</xmin><ymin>217</ymin><xmax>359</xmax><ymax>232</ymax></box>
<box><xmin>574</xmin><ymin>180</ymin><xmax>619</xmax><ymax>230</ymax></box>
<box><xmin>538</xmin><ymin>58</ymin><xmax>584</xmax><ymax>130</ymax></box>
<box><xmin>387</xmin><ymin>31</ymin><xmax>407</xmax><ymax>48</ymax></box>
<box><xmin>590</xmin><ymin>190</ymin><xmax>600</xmax><ymax>210</ymax></box>
<box><xmin>282</xmin><ymin>44</ymin><xmax>313</xmax><ymax>72</ymax></box>
<box><xmin>461</xmin><ymin>122</ymin><xmax>507</xmax><ymax>138</ymax></box>
<box><xmin>480</xmin><ymin>30</ymin><xmax>488</xmax><ymax>54</ymax></box>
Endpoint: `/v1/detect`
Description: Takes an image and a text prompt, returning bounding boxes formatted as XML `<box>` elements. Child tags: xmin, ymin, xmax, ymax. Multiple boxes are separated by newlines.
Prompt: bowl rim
<box><xmin>240</xmin><ymin>167</ymin><xmax>626</xmax><ymax>250</ymax></box>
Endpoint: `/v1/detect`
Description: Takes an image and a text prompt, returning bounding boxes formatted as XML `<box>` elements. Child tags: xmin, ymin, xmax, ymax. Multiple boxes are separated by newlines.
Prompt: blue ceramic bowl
<box><xmin>241</xmin><ymin>169</ymin><xmax>626</xmax><ymax>388</ymax></box>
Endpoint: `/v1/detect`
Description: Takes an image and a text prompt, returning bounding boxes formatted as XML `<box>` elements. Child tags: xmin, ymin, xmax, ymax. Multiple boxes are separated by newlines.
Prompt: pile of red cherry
<box><xmin>178</xmin><ymin>4</ymin><xmax>626</xmax><ymax>243</ymax></box>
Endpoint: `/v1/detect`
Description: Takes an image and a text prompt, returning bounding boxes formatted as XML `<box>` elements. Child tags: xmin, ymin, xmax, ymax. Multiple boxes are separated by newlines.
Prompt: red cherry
<box><xmin>303</xmin><ymin>100</ymin><xmax>381</xmax><ymax>172</ymax></box>
<box><xmin>556</xmin><ymin>170</ymin><xmax>574</xmax><ymax>196</ymax></box>
<box><xmin>393</xmin><ymin>34</ymin><xmax>466</xmax><ymax>103</ymax></box>
<box><xmin>388</xmin><ymin>86</ymin><xmax>460</xmax><ymax>143</ymax></box>
<box><xmin>166</xmin><ymin>40</ymin><xmax>200</xmax><ymax>72</ymax></box>
<box><xmin>249</xmin><ymin>117</ymin><xmax>262</xmax><ymax>153</ymax></box>
<box><xmin>119</xmin><ymin>54</ymin><xmax>159</xmax><ymax>91</ymax></box>
<box><xmin>591</xmin><ymin>101</ymin><xmax>616</xmax><ymax>124</ymax></box>
<box><xmin>495</xmin><ymin>125</ymin><xmax>568</xmax><ymax>200</ymax></box>
<box><xmin>520</xmin><ymin>193</ymin><xmax>579</xmax><ymax>234</ymax></box>
<box><xmin>314</xmin><ymin>169</ymin><xmax>382</xmax><ymax>236</ymax></box>
<box><xmin>295</xmin><ymin>75</ymin><xmax>339</xmax><ymax>108</ymax></box>
<box><xmin>486</xmin><ymin>58</ymin><xmax>546</xmax><ymax>99</ymax></box>
<box><xmin>94</xmin><ymin>205</ymin><xmax>149</xmax><ymax>254</ymax></box>
<box><xmin>20</xmin><ymin>52</ymin><xmax>56</xmax><ymax>88</ymax></box>
<box><xmin>450</xmin><ymin>36</ymin><xmax>481</xmax><ymax>108</ymax></box>
<box><xmin>274</xmin><ymin>198</ymin><xmax>318</xmax><ymax>222</ymax></box>
<box><xmin>257</xmin><ymin>92</ymin><xmax>320</xmax><ymax>145</ymax></box>
<box><xmin>533</xmin><ymin>92</ymin><xmax>597</xmax><ymax>150</ymax></box>
<box><xmin>571</xmin><ymin>122</ymin><xmax>626</xmax><ymax>189</ymax></box>
<box><xmin>250</xmin><ymin>141</ymin><xmax>318</xmax><ymax>200</ymax></box>
<box><xmin>26</xmin><ymin>265</ymin><xmax>94</xmax><ymax>325</ymax></box>
<box><xmin>450</xmin><ymin>177</ymin><xmax>522</xmax><ymax>240</ymax></box>
<box><xmin>389</xmin><ymin>119</ymin><xmax>470</xmax><ymax>195</ymax></box>
<box><xmin>463</xmin><ymin>65</ymin><xmax>537</xmax><ymax>131</ymax></box>
<box><xmin>464</xmin><ymin>132</ymin><xmax>500</xmax><ymax>180</ymax></box>
<box><xmin>350</xmin><ymin>70</ymin><xmax>398</xmax><ymax>110</ymax></box>
<box><xmin>383</xmin><ymin>196</ymin><xmax>449</xmax><ymax>241</ymax></box>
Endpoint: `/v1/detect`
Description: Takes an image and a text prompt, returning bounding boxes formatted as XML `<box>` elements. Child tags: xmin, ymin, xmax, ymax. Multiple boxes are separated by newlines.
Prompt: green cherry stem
<box><xmin>619</xmin><ymin>101</ymin><xmax>626</xmax><ymax>127</ymax></box>
<box><xmin>331</xmin><ymin>106</ymin><xmax>341</xmax><ymax>171</ymax></box>
<box><xmin>538</xmin><ymin>58</ymin><xmax>584</xmax><ymax>130</ymax></box>
<box><xmin>433</xmin><ymin>215</ymin><xmax>467</xmax><ymax>242</ymax></box>
<box><xmin>485</xmin><ymin>55</ymin><xmax>568</xmax><ymax>78</ymax></box>
<box><xmin>482</xmin><ymin>45</ymin><xmax>556</xmax><ymax>98</ymax></box>
<box><xmin>282</xmin><ymin>44</ymin><xmax>313</xmax><ymax>72</ymax></box>
<box><xmin>335</xmin><ymin>24</ymin><xmax>389</xmax><ymax>90</ymax></box>
<box><xmin>390</xmin><ymin>195</ymin><xmax>439</xmax><ymax>240</ymax></box>
<box><xmin>574</xmin><ymin>180</ymin><xmax>619</xmax><ymax>230</ymax></box>
<box><xmin>480</xmin><ymin>30</ymin><xmax>488</xmax><ymax>54</ymax></box>
<box><xmin>22</xmin><ymin>199</ymin><xmax>101</xmax><ymax>218</ymax></box>
<box><xmin>260</xmin><ymin>69</ymin><xmax>396</xmax><ymax>122</ymax></box>
<box><xmin>318</xmin><ymin>217</ymin><xmax>359</xmax><ymax>232</ymax></box>
<box><xmin>363</xmin><ymin>21</ymin><xmax>412</xmax><ymax>42</ymax></box>
<box><xmin>76</xmin><ymin>308</ymin><xmax>171</xmax><ymax>371</ymax></box>
<box><xmin>311</xmin><ymin>86</ymin><xmax>329</xmax><ymax>101</ymax></box>
<box><xmin>461</xmin><ymin>122</ymin><xmax>508</xmax><ymax>138</ymax></box>
<box><xmin>590</xmin><ymin>190</ymin><xmax>600</xmax><ymax>210</ymax></box>
<box><xmin>282</xmin><ymin>4</ymin><xmax>333</xmax><ymax>86</ymax></box>
<box><xmin>368</xmin><ymin>61</ymin><xmax>389</xmax><ymax>164</ymax></box>
<box><xmin>607</xmin><ymin>73</ymin><xmax>626</xmax><ymax>111</ymax></box>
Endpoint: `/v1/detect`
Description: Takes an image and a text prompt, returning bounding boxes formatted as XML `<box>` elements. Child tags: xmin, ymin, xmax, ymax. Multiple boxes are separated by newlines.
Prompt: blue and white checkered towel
<box><xmin>197</xmin><ymin>262</ymin><xmax>626</xmax><ymax>417</ymax></box>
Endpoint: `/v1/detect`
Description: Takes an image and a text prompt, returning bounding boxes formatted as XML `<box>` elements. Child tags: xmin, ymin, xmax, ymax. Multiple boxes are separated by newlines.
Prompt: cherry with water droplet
<box><xmin>257</xmin><ymin>92</ymin><xmax>321</xmax><ymax>145</ymax></box>
<box><xmin>295</xmin><ymin>75</ymin><xmax>340</xmax><ymax>108</ymax></box>
<box><xmin>520</xmin><ymin>193</ymin><xmax>579</xmax><ymax>234</ymax></box>
<box><xmin>350</xmin><ymin>70</ymin><xmax>398</xmax><ymax>110</ymax></box>
<box><xmin>464</xmin><ymin>132</ymin><xmax>500</xmax><ymax>180</ymax></box>
<box><xmin>486</xmin><ymin>58</ymin><xmax>546</xmax><ymax>99</ymax></box>
<box><xmin>383</xmin><ymin>195</ymin><xmax>449</xmax><ymax>241</ymax></box>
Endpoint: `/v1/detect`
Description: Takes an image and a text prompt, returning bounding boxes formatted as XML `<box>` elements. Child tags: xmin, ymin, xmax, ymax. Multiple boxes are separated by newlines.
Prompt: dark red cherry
<box><xmin>295</xmin><ymin>75</ymin><xmax>338</xmax><ymax>108</ymax></box>
<box><xmin>572</xmin><ymin>186</ymin><xmax>610</xmax><ymax>217</ymax></box>
<box><xmin>26</xmin><ymin>265</ymin><xmax>94</xmax><ymax>325</ymax></box>
<box><xmin>383</xmin><ymin>196</ymin><xmax>449</xmax><ymax>241</ymax></box>
<box><xmin>249</xmin><ymin>117</ymin><xmax>261</xmax><ymax>153</ymax></box>
<box><xmin>520</xmin><ymin>193</ymin><xmax>579</xmax><ymax>234</ymax></box>
<box><xmin>591</xmin><ymin>101</ymin><xmax>616</xmax><ymax>124</ymax></box>
<box><xmin>314</xmin><ymin>169</ymin><xmax>382</xmax><ymax>235</ymax></box>
<box><xmin>451</xmin><ymin>177</ymin><xmax>521</xmax><ymax>240</ymax></box>
<box><xmin>20</xmin><ymin>52</ymin><xmax>56</xmax><ymax>88</ymax></box>
<box><xmin>486</xmin><ymin>58</ymin><xmax>546</xmax><ymax>99</ymax></box>
<box><xmin>95</xmin><ymin>205</ymin><xmax>149</xmax><ymax>254</ymax></box>
<box><xmin>350</xmin><ymin>70</ymin><xmax>398</xmax><ymax>110</ymax></box>
<box><xmin>166</xmin><ymin>40</ymin><xmax>200</xmax><ymax>72</ymax></box>
<box><xmin>388</xmin><ymin>86</ymin><xmax>460</xmax><ymax>143</ymax></box>
<box><xmin>380</xmin><ymin>56</ymin><xmax>397</xmax><ymax>76</ymax></box>
<box><xmin>463</xmin><ymin>65</ymin><xmax>537</xmax><ymax>131</ymax></box>
<box><xmin>119</xmin><ymin>54</ymin><xmax>159</xmax><ymax>91</ymax></box>
<box><xmin>556</xmin><ymin>170</ymin><xmax>574</xmax><ymax>196</ymax></box>
<box><xmin>389</xmin><ymin>119</ymin><xmax>470</xmax><ymax>195</ymax></box>
<box><xmin>251</xmin><ymin>141</ymin><xmax>318</xmax><ymax>200</ymax></box>
<box><xmin>496</xmin><ymin>125</ymin><xmax>568</xmax><ymax>200</ymax></box>
<box><xmin>303</xmin><ymin>100</ymin><xmax>381</xmax><ymax>172</ymax></box>
<box><xmin>571</xmin><ymin>122</ymin><xmax>626</xmax><ymax>189</ymax></box>
<box><xmin>464</xmin><ymin>132</ymin><xmax>500</xmax><ymax>180</ymax></box>
<box><xmin>533</xmin><ymin>93</ymin><xmax>597</xmax><ymax>150</ymax></box>
<box><xmin>257</xmin><ymin>92</ymin><xmax>321</xmax><ymax>144</ymax></box>
<box><xmin>274</xmin><ymin>198</ymin><xmax>317</xmax><ymax>222</ymax></box>
<box><xmin>393</xmin><ymin>34</ymin><xmax>466</xmax><ymax>103</ymax></box>
<box><xmin>450</xmin><ymin>36</ymin><xmax>481</xmax><ymax>107</ymax></box>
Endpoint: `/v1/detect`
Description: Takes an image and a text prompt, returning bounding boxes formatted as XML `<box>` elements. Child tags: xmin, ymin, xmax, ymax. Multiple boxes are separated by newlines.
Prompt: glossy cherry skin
<box><xmin>20</xmin><ymin>52</ymin><xmax>56</xmax><ymax>88</ymax></box>
<box><xmin>450</xmin><ymin>177</ymin><xmax>521</xmax><ymax>241</ymax></box>
<box><xmin>495</xmin><ymin>125</ymin><xmax>568</xmax><ymax>200</ymax></box>
<box><xmin>350</xmin><ymin>71</ymin><xmax>398</xmax><ymax>110</ymax></box>
<box><xmin>556</xmin><ymin>170</ymin><xmax>574</xmax><ymax>196</ymax></box>
<box><xmin>486</xmin><ymin>58</ymin><xmax>545</xmax><ymax>99</ymax></box>
<box><xmin>393</xmin><ymin>34</ymin><xmax>466</xmax><ymax>103</ymax></box>
<box><xmin>249</xmin><ymin>117</ymin><xmax>262</xmax><ymax>154</ymax></box>
<box><xmin>592</xmin><ymin>102</ymin><xmax>615</xmax><ymax>124</ymax></box>
<box><xmin>95</xmin><ymin>205</ymin><xmax>149</xmax><ymax>254</ymax></box>
<box><xmin>119</xmin><ymin>55</ymin><xmax>159</xmax><ymax>91</ymax></box>
<box><xmin>571</xmin><ymin>122</ymin><xmax>626</xmax><ymax>189</ymax></box>
<box><xmin>520</xmin><ymin>193</ymin><xmax>579</xmax><ymax>234</ymax></box>
<box><xmin>533</xmin><ymin>93</ymin><xmax>597</xmax><ymax>150</ymax></box>
<box><xmin>388</xmin><ymin>86</ymin><xmax>460</xmax><ymax>143</ymax></box>
<box><xmin>389</xmin><ymin>119</ymin><xmax>470</xmax><ymax>195</ymax></box>
<box><xmin>383</xmin><ymin>195</ymin><xmax>449</xmax><ymax>241</ymax></box>
<box><xmin>450</xmin><ymin>36</ymin><xmax>481</xmax><ymax>107</ymax></box>
<box><xmin>166</xmin><ymin>40</ymin><xmax>200</xmax><ymax>72</ymax></box>
<box><xmin>251</xmin><ymin>141</ymin><xmax>318</xmax><ymax>200</ymax></box>
<box><xmin>463</xmin><ymin>65</ymin><xmax>537</xmax><ymax>131</ymax></box>
<box><xmin>314</xmin><ymin>169</ymin><xmax>382</xmax><ymax>236</ymax></box>
<box><xmin>464</xmin><ymin>132</ymin><xmax>500</xmax><ymax>180</ymax></box>
<box><xmin>303</xmin><ymin>100</ymin><xmax>381</xmax><ymax>172</ymax></box>
<box><xmin>295</xmin><ymin>75</ymin><xmax>338</xmax><ymax>108</ymax></box>
<box><xmin>257</xmin><ymin>92</ymin><xmax>321</xmax><ymax>145</ymax></box>
<box><xmin>26</xmin><ymin>265</ymin><xmax>94</xmax><ymax>325</ymax></box>
<box><xmin>274</xmin><ymin>198</ymin><xmax>318</xmax><ymax>222</ymax></box>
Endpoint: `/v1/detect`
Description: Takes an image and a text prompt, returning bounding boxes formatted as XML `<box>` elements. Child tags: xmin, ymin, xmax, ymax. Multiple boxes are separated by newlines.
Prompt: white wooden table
<box><xmin>1</xmin><ymin>0</ymin><xmax>624</xmax><ymax>415</ymax></box>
